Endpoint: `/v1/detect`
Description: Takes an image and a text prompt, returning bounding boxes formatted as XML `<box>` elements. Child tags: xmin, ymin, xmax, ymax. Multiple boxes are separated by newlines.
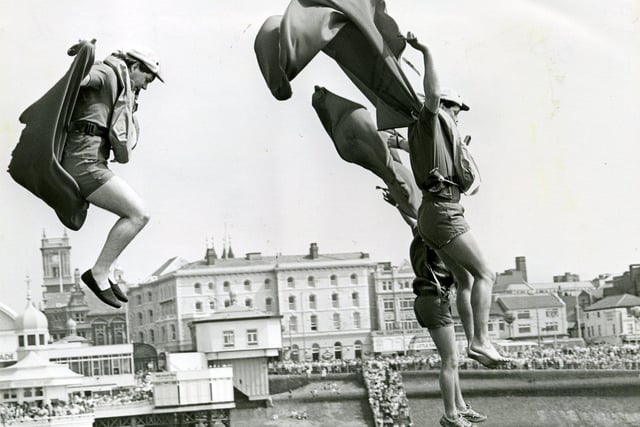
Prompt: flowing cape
<box><xmin>311</xmin><ymin>86</ymin><xmax>420</xmax><ymax>219</ymax></box>
<box><xmin>8</xmin><ymin>40</ymin><xmax>94</xmax><ymax>231</ymax></box>
<box><xmin>254</xmin><ymin>0</ymin><xmax>421</xmax><ymax>130</ymax></box>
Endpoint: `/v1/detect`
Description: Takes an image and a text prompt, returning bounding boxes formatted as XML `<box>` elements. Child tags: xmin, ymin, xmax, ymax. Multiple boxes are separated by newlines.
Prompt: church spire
<box><xmin>227</xmin><ymin>236</ymin><xmax>235</xmax><ymax>259</ymax></box>
<box><xmin>25</xmin><ymin>275</ymin><xmax>32</xmax><ymax>302</ymax></box>
<box><xmin>221</xmin><ymin>237</ymin><xmax>227</xmax><ymax>259</ymax></box>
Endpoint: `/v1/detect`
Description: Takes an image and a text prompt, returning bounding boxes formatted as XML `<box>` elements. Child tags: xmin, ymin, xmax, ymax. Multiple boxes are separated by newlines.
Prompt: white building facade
<box><xmin>583</xmin><ymin>294</ymin><xmax>640</xmax><ymax>345</ymax></box>
<box><xmin>128</xmin><ymin>243</ymin><xmax>377</xmax><ymax>360</ymax></box>
<box><xmin>496</xmin><ymin>294</ymin><xmax>568</xmax><ymax>342</ymax></box>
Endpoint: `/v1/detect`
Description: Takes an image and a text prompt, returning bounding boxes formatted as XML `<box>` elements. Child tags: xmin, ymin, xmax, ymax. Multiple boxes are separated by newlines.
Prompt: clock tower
<box><xmin>40</xmin><ymin>229</ymin><xmax>74</xmax><ymax>302</ymax></box>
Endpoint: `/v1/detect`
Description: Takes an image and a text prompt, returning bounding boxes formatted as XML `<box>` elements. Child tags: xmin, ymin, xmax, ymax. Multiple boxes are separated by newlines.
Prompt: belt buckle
<box><xmin>438</xmin><ymin>287</ymin><xmax>451</xmax><ymax>302</ymax></box>
<box><xmin>85</xmin><ymin>122</ymin><xmax>97</xmax><ymax>136</ymax></box>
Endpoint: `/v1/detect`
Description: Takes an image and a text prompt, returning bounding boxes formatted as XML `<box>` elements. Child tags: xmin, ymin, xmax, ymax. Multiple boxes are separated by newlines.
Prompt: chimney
<box><xmin>309</xmin><ymin>242</ymin><xmax>319</xmax><ymax>259</ymax></box>
<box><xmin>515</xmin><ymin>256</ymin><xmax>527</xmax><ymax>282</ymax></box>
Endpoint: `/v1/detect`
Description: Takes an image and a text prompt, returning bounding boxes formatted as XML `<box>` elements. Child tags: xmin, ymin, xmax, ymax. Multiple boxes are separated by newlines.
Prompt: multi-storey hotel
<box><xmin>128</xmin><ymin>242</ymin><xmax>378</xmax><ymax>360</ymax></box>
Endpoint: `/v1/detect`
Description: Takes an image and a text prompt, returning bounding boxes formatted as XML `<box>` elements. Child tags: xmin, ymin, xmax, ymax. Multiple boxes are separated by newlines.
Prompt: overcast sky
<box><xmin>1</xmin><ymin>0</ymin><xmax>639</xmax><ymax>314</ymax></box>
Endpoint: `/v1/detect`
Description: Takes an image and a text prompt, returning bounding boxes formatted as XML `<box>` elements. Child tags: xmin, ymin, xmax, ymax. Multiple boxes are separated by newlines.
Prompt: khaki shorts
<box><xmin>413</xmin><ymin>292</ymin><xmax>454</xmax><ymax>330</ymax></box>
<box><xmin>418</xmin><ymin>200</ymin><xmax>470</xmax><ymax>249</ymax></box>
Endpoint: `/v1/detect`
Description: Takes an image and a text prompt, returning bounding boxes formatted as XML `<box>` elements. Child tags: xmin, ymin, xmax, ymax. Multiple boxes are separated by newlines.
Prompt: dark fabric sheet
<box><xmin>254</xmin><ymin>0</ymin><xmax>421</xmax><ymax>130</ymax></box>
<box><xmin>311</xmin><ymin>86</ymin><xmax>420</xmax><ymax>219</ymax></box>
<box><xmin>8</xmin><ymin>41</ymin><xmax>94</xmax><ymax>230</ymax></box>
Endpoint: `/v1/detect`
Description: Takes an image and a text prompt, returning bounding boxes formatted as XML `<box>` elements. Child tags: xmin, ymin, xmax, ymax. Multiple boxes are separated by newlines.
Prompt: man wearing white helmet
<box><xmin>60</xmin><ymin>43</ymin><xmax>163</xmax><ymax>309</ymax></box>
<box><xmin>400</xmin><ymin>31</ymin><xmax>510</xmax><ymax>427</ymax></box>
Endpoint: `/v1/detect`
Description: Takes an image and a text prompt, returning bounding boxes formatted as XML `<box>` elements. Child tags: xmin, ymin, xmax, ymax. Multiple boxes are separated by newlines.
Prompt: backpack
<box><xmin>453</xmin><ymin>134</ymin><xmax>481</xmax><ymax>195</ymax></box>
<box><xmin>103</xmin><ymin>56</ymin><xmax>138</xmax><ymax>163</ymax></box>
<box><xmin>438</xmin><ymin>110</ymin><xmax>481</xmax><ymax>195</ymax></box>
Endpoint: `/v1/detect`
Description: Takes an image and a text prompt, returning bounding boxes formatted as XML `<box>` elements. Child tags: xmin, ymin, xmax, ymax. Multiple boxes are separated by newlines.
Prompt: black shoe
<box><xmin>109</xmin><ymin>279</ymin><xmax>129</xmax><ymax>303</ymax></box>
<box><xmin>81</xmin><ymin>270</ymin><xmax>122</xmax><ymax>309</ymax></box>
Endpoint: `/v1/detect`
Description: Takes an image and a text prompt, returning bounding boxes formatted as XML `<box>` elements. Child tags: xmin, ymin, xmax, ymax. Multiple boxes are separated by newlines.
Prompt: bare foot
<box><xmin>467</xmin><ymin>349</ymin><xmax>498</xmax><ymax>369</ymax></box>
<box><xmin>469</xmin><ymin>342</ymin><xmax>510</xmax><ymax>365</ymax></box>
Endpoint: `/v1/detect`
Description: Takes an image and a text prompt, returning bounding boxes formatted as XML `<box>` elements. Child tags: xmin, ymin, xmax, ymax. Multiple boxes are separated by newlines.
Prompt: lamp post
<box><xmin>576</xmin><ymin>293</ymin><xmax>582</xmax><ymax>340</ymax></box>
<box><xmin>504</xmin><ymin>311</ymin><xmax>515</xmax><ymax>339</ymax></box>
<box><xmin>536</xmin><ymin>306</ymin><xmax>542</xmax><ymax>346</ymax></box>
<box><xmin>631</xmin><ymin>306</ymin><xmax>640</xmax><ymax>345</ymax></box>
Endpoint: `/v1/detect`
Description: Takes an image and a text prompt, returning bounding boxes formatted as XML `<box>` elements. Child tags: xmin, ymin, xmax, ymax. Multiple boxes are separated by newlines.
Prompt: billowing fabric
<box><xmin>8</xmin><ymin>40</ymin><xmax>95</xmax><ymax>230</ymax></box>
<box><xmin>312</xmin><ymin>86</ymin><xmax>420</xmax><ymax>218</ymax></box>
<box><xmin>254</xmin><ymin>0</ymin><xmax>421</xmax><ymax>129</ymax></box>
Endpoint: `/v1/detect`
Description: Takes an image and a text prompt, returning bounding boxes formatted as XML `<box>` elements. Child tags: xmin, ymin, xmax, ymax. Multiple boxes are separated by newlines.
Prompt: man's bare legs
<box><xmin>436</xmin><ymin>251</ymin><xmax>474</xmax><ymax>344</ymax></box>
<box><xmin>429</xmin><ymin>325</ymin><xmax>461</xmax><ymax>419</ymax></box>
<box><xmin>85</xmin><ymin>176</ymin><xmax>150</xmax><ymax>290</ymax></box>
<box><xmin>436</xmin><ymin>231</ymin><xmax>507</xmax><ymax>363</ymax></box>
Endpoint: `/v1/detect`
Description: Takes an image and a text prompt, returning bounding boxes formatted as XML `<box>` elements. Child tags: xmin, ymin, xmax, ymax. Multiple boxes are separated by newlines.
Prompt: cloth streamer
<box><xmin>8</xmin><ymin>40</ymin><xmax>94</xmax><ymax>230</ymax></box>
<box><xmin>254</xmin><ymin>0</ymin><xmax>421</xmax><ymax>130</ymax></box>
<box><xmin>311</xmin><ymin>86</ymin><xmax>420</xmax><ymax>219</ymax></box>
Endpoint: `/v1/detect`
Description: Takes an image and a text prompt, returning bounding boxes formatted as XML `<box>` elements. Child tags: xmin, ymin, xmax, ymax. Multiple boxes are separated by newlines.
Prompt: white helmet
<box><xmin>440</xmin><ymin>87</ymin><xmax>469</xmax><ymax>111</ymax></box>
<box><xmin>125</xmin><ymin>46</ymin><xmax>164</xmax><ymax>82</ymax></box>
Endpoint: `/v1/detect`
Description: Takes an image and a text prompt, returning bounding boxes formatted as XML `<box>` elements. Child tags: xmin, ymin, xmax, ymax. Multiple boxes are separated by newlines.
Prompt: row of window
<box><xmin>381</xmin><ymin>280</ymin><xmax>412</xmax><ymax>291</ymax></box>
<box><xmin>133</xmin><ymin>272</ymin><xmax>364</xmax><ymax>306</ymax></box>
<box><xmin>289</xmin><ymin>340</ymin><xmax>363</xmax><ymax>361</ymax></box>
<box><xmin>287</xmin><ymin>293</ymin><xmax>360</xmax><ymax>310</ymax></box>
<box><xmin>288</xmin><ymin>312</ymin><xmax>363</xmax><ymax>332</ymax></box>
<box><xmin>223</xmin><ymin>329</ymin><xmax>258</xmax><ymax>347</ymax></box>
<box><xmin>2</xmin><ymin>387</ymin><xmax>43</xmax><ymax>402</ymax></box>
<box><xmin>382</xmin><ymin>298</ymin><xmax>413</xmax><ymax>312</ymax></box>
<box><xmin>192</xmin><ymin>274</ymin><xmax>362</xmax><ymax>293</ymax></box>
<box><xmin>516</xmin><ymin>309</ymin><xmax>559</xmax><ymax>319</ymax></box>
<box><xmin>194</xmin><ymin>297</ymin><xmax>264</xmax><ymax>312</ymax></box>
<box><xmin>384</xmin><ymin>320</ymin><xmax>420</xmax><ymax>331</ymax></box>
<box><xmin>50</xmin><ymin>354</ymin><xmax>132</xmax><ymax>376</ymax></box>
<box><xmin>138</xmin><ymin>324</ymin><xmax>177</xmax><ymax>345</ymax></box>
<box><xmin>514</xmin><ymin>322</ymin><xmax>559</xmax><ymax>334</ymax></box>
<box><xmin>584</xmin><ymin>311</ymin><xmax>617</xmax><ymax>320</ymax></box>
<box><xmin>17</xmin><ymin>334</ymin><xmax>46</xmax><ymax>347</ymax></box>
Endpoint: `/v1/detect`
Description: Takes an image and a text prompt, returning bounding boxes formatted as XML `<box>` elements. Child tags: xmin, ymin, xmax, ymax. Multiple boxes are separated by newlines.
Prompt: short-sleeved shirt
<box><xmin>408</xmin><ymin>105</ymin><xmax>456</xmax><ymax>198</ymax></box>
<box><xmin>70</xmin><ymin>62</ymin><xmax>119</xmax><ymax>127</ymax></box>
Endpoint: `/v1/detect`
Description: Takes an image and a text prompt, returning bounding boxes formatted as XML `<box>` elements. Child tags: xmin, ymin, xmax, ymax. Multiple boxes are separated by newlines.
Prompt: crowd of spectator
<box><xmin>0</xmin><ymin>371</ymin><xmax>153</xmax><ymax>425</ymax></box>
<box><xmin>268</xmin><ymin>344</ymin><xmax>640</xmax><ymax>374</ymax></box>
<box><xmin>0</xmin><ymin>399</ymin><xmax>92</xmax><ymax>425</ymax></box>
<box><xmin>269</xmin><ymin>359</ymin><xmax>363</xmax><ymax>375</ymax></box>
<box><xmin>362</xmin><ymin>360</ymin><xmax>412</xmax><ymax>427</ymax></box>
<box><xmin>501</xmin><ymin>344</ymin><xmax>640</xmax><ymax>370</ymax></box>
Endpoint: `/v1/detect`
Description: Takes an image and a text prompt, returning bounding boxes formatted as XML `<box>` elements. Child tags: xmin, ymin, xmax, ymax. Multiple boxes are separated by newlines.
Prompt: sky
<box><xmin>1</xmin><ymin>0</ymin><xmax>639</xmax><ymax>315</ymax></box>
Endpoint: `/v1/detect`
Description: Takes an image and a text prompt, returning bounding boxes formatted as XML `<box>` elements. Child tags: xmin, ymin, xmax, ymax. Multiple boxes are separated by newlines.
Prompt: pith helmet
<box><xmin>125</xmin><ymin>46</ymin><xmax>164</xmax><ymax>82</ymax></box>
<box><xmin>440</xmin><ymin>87</ymin><xmax>469</xmax><ymax>111</ymax></box>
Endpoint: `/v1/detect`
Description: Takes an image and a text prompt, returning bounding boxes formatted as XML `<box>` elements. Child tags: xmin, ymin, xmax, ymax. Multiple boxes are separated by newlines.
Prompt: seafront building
<box><xmin>0</xmin><ymin>292</ymin><xmax>233</xmax><ymax>426</ymax></box>
<box><xmin>495</xmin><ymin>294</ymin><xmax>569</xmax><ymax>343</ymax></box>
<box><xmin>16</xmin><ymin>233</ymin><xmax>630</xmax><ymax>365</ymax></box>
<box><xmin>582</xmin><ymin>293</ymin><xmax>640</xmax><ymax>345</ymax></box>
<box><xmin>128</xmin><ymin>242</ymin><xmax>377</xmax><ymax>361</ymax></box>
<box><xmin>190</xmin><ymin>296</ymin><xmax>282</xmax><ymax>401</ymax></box>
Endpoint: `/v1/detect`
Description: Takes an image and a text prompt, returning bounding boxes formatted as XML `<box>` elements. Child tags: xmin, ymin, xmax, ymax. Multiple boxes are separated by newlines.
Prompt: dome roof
<box><xmin>15</xmin><ymin>299</ymin><xmax>48</xmax><ymax>331</ymax></box>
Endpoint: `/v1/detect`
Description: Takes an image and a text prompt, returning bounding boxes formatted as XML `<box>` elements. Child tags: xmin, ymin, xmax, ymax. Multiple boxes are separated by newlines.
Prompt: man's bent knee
<box><xmin>473</xmin><ymin>269</ymin><xmax>495</xmax><ymax>284</ymax></box>
<box><xmin>129</xmin><ymin>211</ymin><xmax>151</xmax><ymax>228</ymax></box>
